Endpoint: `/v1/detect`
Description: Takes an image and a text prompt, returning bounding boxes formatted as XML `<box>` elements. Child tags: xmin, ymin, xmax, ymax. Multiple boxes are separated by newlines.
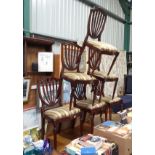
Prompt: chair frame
<box><xmin>60</xmin><ymin>42</ymin><xmax>97</xmax><ymax>110</ymax></box>
<box><xmin>83</xmin><ymin>7</ymin><xmax>119</xmax><ymax>76</ymax></box>
<box><xmin>73</xmin><ymin>82</ymin><xmax>108</xmax><ymax>134</ymax></box>
<box><xmin>82</xmin><ymin>7</ymin><xmax>121</xmax><ymax>120</ymax></box>
<box><xmin>37</xmin><ymin>78</ymin><xmax>81</xmax><ymax>149</ymax></box>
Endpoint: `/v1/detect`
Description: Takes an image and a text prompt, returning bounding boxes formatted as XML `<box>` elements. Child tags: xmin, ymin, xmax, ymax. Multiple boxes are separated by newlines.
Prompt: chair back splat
<box><xmin>85</xmin><ymin>7</ymin><xmax>107</xmax><ymax>42</ymax></box>
<box><xmin>61</xmin><ymin>43</ymin><xmax>83</xmax><ymax>74</ymax></box>
<box><xmin>37</xmin><ymin>78</ymin><xmax>62</xmax><ymax>111</ymax></box>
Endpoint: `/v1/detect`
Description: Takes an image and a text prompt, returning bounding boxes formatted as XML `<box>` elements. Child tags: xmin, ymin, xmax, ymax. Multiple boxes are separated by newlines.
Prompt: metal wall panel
<box><xmin>30</xmin><ymin>0</ymin><xmax>125</xmax><ymax>50</ymax></box>
<box><xmin>89</xmin><ymin>0</ymin><xmax>125</xmax><ymax>18</ymax></box>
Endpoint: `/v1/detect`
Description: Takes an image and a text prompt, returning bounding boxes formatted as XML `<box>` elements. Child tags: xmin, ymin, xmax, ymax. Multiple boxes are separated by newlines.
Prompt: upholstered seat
<box><xmin>87</xmin><ymin>40</ymin><xmax>118</xmax><ymax>54</ymax></box>
<box><xmin>76</xmin><ymin>99</ymin><xmax>106</xmax><ymax>110</ymax></box>
<box><xmin>92</xmin><ymin>70</ymin><xmax>118</xmax><ymax>80</ymax></box>
<box><xmin>44</xmin><ymin>104</ymin><xmax>80</xmax><ymax>120</ymax></box>
<box><xmin>63</xmin><ymin>72</ymin><xmax>96</xmax><ymax>81</ymax></box>
<box><xmin>101</xmin><ymin>96</ymin><xmax>122</xmax><ymax>104</ymax></box>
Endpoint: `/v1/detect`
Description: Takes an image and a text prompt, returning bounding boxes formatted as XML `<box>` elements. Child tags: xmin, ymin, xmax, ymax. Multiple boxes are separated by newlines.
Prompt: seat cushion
<box><xmin>87</xmin><ymin>40</ymin><xmax>118</xmax><ymax>53</ymax></box>
<box><xmin>93</xmin><ymin>70</ymin><xmax>117</xmax><ymax>80</ymax></box>
<box><xmin>63</xmin><ymin>72</ymin><xmax>96</xmax><ymax>81</ymax></box>
<box><xmin>44</xmin><ymin>104</ymin><xmax>80</xmax><ymax>120</ymax></box>
<box><xmin>76</xmin><ymin>99</ymin><xmax>106</xmax><ymax>110</ymax></box>
<box><xmin>101</xmin><ymin>96</ymin><xmax>122</xmax><ymax>104</ymax></box>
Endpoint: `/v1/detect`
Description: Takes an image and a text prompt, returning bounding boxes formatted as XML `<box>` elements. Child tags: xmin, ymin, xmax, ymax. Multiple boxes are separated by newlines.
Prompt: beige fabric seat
<box><xmin>93</xmin><ymin>70</ymin><xmax>118</xmax><ymax>80</ymax></box>
<box><xmin>44</xmin><ymin>104</ymin><xmax>80</xmax><ymax>120</ymax></box>
<box><xmin>63</xmin><ymin>72</ymin><xmax>96</xmax><ymax>81</ymax></box>
<box><xmin>102</xmin><ymin>96</ymin><xmax>122</xmax><ymax>104</ymax></box>
<box><xmin>76</xmin><ymin>99</ymin><xmax>106</xmax><ymax>110</ymax></box>
<box><xmin>87</xmin><ymin>40</ymin><xmax>118</xmax><ymax>54</ymax></box>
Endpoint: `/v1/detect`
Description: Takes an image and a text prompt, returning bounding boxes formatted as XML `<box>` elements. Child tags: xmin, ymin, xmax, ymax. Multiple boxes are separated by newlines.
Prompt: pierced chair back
<box><xmin>61</xmin><ymin>43</ymin><xmax>83</xmax><ymax>74</ymax></box>
<box><xmin>84</xmin><ymin>7</ymin><xmax>107</xmax><ymax>43</ymax></box>
<box><xmin>37</xmin><ymin>78</ymin><xmax>62</xmax><ymax>111</ymax></box>
<box><xmin>87</xmin><ymin>47</ymin><xmax>102</xmax><ymax>75</ymax></box>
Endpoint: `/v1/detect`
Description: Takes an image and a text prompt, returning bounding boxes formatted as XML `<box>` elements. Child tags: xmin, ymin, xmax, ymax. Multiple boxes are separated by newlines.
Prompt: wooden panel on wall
<box><xmin>23</xmin><ymin>36</ymin><xmax>55</xmax><ymax>111</ymax></box>
<box><xmin>23</xmin><ymin>55</ymin><xmax>61</xmax><ymax>111</ymax></box>
<box><xmin>53</xmin><ymin>54</ymin><xmax>61</xmax><ymax>78</ymax></box>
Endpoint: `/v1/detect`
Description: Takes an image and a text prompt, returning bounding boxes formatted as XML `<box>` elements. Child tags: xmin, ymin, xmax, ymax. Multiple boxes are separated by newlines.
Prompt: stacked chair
<box><xmin>83</xmin><ymin>7</ymin><xmax>123</xmax><ymax>120</ymax></box>
<box><xmin>37</xmin><ymin>7</ymin><xmax>124</xmax><ymax>150</ymax></box>
<box><xmin>60</xmin><ymin>42</ymin><xmax>107</xmax><ymax>134</ymax></box>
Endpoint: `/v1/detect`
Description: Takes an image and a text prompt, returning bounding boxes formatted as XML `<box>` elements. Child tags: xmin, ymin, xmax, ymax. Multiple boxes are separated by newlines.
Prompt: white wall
<box><xmin>30</xmin><ymin>0</ymin><xmax>126</xmax><ymax>51</ymax></box>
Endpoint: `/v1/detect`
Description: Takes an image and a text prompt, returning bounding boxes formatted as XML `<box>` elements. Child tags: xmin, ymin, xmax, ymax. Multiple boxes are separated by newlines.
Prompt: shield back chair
<box><xmin>87</xmin><ymin>48</ymin><xmax>123</xmax><ymax>120</ymax></box>
<box><xmin>73</xmin><ymin>82</ymin><xmax>108</xmax><ymax>135</ymax></box>
<box><xmin>81</xmin><ymin>7</ymin><xmax>122</xmax><ymax>120</ymax></box>
<box><xmin>37</xmin><ymin>78</ymin><xmax>81</xmax><ymax>149</ymax></box>
<box><xmin>61</xmin><ymin>42</ymin><xmax>97</xmax><ymax>110</ymax></box>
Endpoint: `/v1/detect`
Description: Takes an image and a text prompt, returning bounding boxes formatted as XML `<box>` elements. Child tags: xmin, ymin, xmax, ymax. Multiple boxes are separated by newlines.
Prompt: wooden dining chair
<box><xmin>73</xmin><ymin>82</ymin><xmax>108</xmax><ymax>135</ymax></box>
<box><xmin>60</xmin><ymin>42</ymin><xmax>96</xmax><ymax>110</ymax></box>
<box><xmin>37</xmin><ymin>77</ymin><xmax>81</xmax><ymax>149</ymax></box>
<box><xmin>79</xmin><ymin>7</ymin><xmax>122</xmax><ymax>120</ymax></box>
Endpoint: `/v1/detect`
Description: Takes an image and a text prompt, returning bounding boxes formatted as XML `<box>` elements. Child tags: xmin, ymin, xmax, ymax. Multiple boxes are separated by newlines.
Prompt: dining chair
<box><xmin>73</xmin><ymin>82</ymin><xmax>108</xmax><ymax>134</ymax></box>
<box><xmin>37</xmin><ymin>77</ymin><xmax>81</xmax><ymax>149</ymax></box>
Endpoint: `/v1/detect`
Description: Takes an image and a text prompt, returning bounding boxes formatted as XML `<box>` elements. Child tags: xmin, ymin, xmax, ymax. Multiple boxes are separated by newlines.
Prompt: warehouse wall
<box><xmin>30</xmin><ymin>0</ymin><xmax>125</xmax><ymax>51</ymax></box>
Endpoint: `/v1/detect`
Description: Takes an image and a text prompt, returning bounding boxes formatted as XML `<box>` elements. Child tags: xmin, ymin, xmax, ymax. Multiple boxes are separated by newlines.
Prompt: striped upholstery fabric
<box><xmin>64</xmin><ymin>72</ymin><xmax>96</xmax><ymax>81</ymax></box>
<box><xmin>102</xmin><ymin>96</ymin><xmax>122</xmax><ymax>104</ymax></box>
<box><xmin>44</xmin><ymin>104</ymin><xmax>80</xmax><ymax>120</ymax></box>
<box><xmin>76</xmin><ymin>99</ymin><xmax>106</xmax><ymax>110</ymax></box>
<box><xmin>87</xmin><ymin>40</ymin><xmax>118</xmax><ymax>53</ymax></box>
<box><xmin>93</xmin><ymin>70</ymin><xmax>117</xmax><ymax>80</ymax></box>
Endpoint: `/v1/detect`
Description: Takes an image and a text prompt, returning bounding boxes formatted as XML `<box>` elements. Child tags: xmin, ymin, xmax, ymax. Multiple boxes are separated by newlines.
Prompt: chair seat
<box><xmin>76</xmin><ymin>99</ymin><xmax>106</xmax><ymax>110</ymax></box>
<box><xmin>63</xmin><ymin>72</ymin><xmax>96</xmax><ymax>81</ymax></box>
<box><xmin>44</xmin><ymin>104</ymin><xmax>80</xmax><ymax>120</ymax></box>
<box><xmin>92</xmin><ymin>70</ymin><xmax>118</xmax><ymax>80</ymax></box>
<box><xmin>87</xmin><ymin>40</ymin><xmax>118</xmax><ymax>54</ymax></box>
<box><xmin>101</xmin><ymin>96</ymin><xmax>122</xmax><ymax>104</ymax></box>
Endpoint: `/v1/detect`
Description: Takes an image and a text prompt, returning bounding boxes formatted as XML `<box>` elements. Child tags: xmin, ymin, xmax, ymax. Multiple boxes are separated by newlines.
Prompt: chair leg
<box><xmin>53</xmin><ymin>124</ymin><xmax>57</xmax><ymax>150</ymax></box>
<box><xmin>80</xmin><ymin>113</ymin><xmax>83</xmax><ymax>136</ymax></box>
<box><xmin>71</xmin><ymin>118</ymin><xmax>76</xmax><ymax>129</ymax></box>
<box><xmin>100</xmin><ymin>113</ymin><xmax>103</xmax><ymax>123</ymax></box>
<box><xmin>80</xmin><ymin>111</ymin><xmax>86</xmax><ymax>136</ymax></box>
<box><xmin>90</xmin><ymin>114</ymin><xmax>94</xmax><ymax>134</ymax></box>
<box><xmin>57</xmin><ymin>123</ymin><xmax>62</xmax><ymax>134</ymax></box>
<box><xmin>109</xmin><ymin>105</ymin><xmax>112</xmax><ymax>120</ymax></box>
<box><xmin>41</xmin><ymin>117</ymin><xmax>45</xmax><ymax>139</ymax></box>
<box><xmin>105</xmin><ymin>106</ymin><xmax>108</xmax><ymax>121</ymax></box>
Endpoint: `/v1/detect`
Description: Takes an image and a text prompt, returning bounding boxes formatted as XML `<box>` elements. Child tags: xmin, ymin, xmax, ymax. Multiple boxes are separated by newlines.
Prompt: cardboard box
<box><xmin>94</xmin><ymin>124</ymin><xmax>132</xmax><ymax>155</ymax></box>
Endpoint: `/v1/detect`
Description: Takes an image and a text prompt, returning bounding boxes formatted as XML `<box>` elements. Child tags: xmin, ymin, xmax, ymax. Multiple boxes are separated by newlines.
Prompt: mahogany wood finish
<box><xmin>83</xmin><ymin>7</ymin><xmax>119</xmax><ymax>76</ymax></box>
<box><xmin>82</xmin><ymin>7</ymin><xmax>122</xmax><ymax>120</ymax></box>
<box><xmin>61</xmin><ymin>43</ymin><xmax>82</xmax><ymax>74</ymax></box>
<box><xmin>83</xmin><ymin>7</ymin><xmax>119</xmax><ymax>101</ymax></box>
<box><xmin>84</xmin><ymin>7</ymin><xmax>107</xmax><ymax>42</ymax></box>
<box><xmin>73</xmin><ymin>82</ymin><xmax>108</xmax><ymax>134</ymax></box>
<box><xmin>61</xmin><ymin>42</ymin><xmax>97</xmax><ymax>110</ymax></box>
<box><xmin>37</xmin><ymin>78</ymin><xmax>81</xmax><ymax>149</ymax></box>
